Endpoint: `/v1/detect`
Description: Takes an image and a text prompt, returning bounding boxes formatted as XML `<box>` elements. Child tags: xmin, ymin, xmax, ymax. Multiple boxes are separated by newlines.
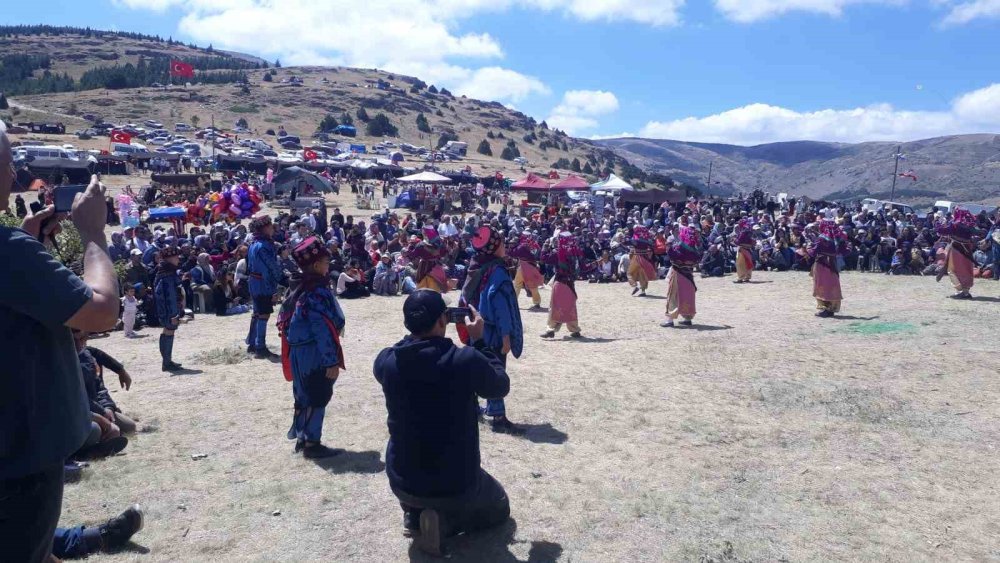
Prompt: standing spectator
<box><xmin>1</xmin><ymin>121</ymin><xmax>120</xmax><ymax>563</ymax></box>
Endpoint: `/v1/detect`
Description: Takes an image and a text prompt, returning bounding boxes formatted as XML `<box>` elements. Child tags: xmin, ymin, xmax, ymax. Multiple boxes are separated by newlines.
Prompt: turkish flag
<box><xmin>170</xmin><ymin>60</ymin><xmax>194</xmax><ymax>78</ymax></box>
<box><xmin>110</xmin><ymin>130</ymin><xmax>132</xmax><ymax>144</ymax></box>
<box><xmin>303</xmin><ymin>149</ymin><xmax>318</xmax><ymax>161</ymax></box>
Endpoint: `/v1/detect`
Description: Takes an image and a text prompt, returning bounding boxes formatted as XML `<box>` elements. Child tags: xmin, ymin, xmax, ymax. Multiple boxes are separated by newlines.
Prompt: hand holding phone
<box><xmin>446</xmin><ymin>306</ymin><xmax>471</xmax><ymax>324</ymax></box>
<box><xmin>53</xmin><ymin>185</ymin><xmax>88</xmax><ymax>214</ymax></box>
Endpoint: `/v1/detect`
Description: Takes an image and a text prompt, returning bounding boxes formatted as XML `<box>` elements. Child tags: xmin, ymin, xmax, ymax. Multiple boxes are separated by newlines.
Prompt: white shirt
<box><xmin>122</xmin><ymin>295</ymin><xmax>139</xmax><ymax>313</ymax></box>
<box><xmin>438</xmin><ymin>222</ymin><xmax>459</xmax><ymax>237</ymax></box>
<box><xmin>337</xmin><ymin>271</ymin><xmax>357</xmax><ymax>295</ymax></box>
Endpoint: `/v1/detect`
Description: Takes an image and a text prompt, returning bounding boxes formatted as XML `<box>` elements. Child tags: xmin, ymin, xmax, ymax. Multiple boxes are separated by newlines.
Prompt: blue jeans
<box><xmin>294</xmin><ymin>406</ymin><xmax>326</xmax><ymax>443</ymax></box>
<box><xmin>0</xmin><ymin>464</ymin><xmax>65</xmax><ymax>563</ymax></box>
<box><xmin>53</xmin><ymin>526</ymin><xmax>102</xmax><ymax>559</ymax></box>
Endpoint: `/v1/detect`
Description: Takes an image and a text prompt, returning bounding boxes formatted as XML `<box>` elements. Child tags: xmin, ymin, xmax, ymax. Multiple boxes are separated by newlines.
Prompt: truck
<box><xmin>442</xmin><ymin>141</ymin><xmax>467</xmax><ymax>156</ymax></box>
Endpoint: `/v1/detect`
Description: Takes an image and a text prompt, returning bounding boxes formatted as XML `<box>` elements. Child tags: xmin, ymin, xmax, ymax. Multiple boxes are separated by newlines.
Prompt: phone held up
<box><xmin>53</xmin><ymin>184</ymin><xmax>88</xmax><ymax>214</ymax></box>
<box><xmin>446</xmin><ymin>307</ymin><xmax>472</xmax><ymax>324</ymax></box>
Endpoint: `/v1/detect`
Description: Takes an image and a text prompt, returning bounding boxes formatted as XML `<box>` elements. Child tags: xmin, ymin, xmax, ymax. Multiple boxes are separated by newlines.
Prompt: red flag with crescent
<box><xmin>303</xmin><ymin>149</ymin><xmax>318</xmax><ymax>161</ymax></box>
<box><xmin>110</xmin><ymin>130</ymin><xmax>132</xmax><ymax>144</ymax></box>
<box><xmin>170</xmin><ymin>60</ymin><xmax>194</xmax><ymax>78</ymax></box>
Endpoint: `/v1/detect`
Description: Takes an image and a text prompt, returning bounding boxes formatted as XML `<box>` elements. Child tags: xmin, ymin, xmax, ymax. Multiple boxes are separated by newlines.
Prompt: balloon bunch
<box><xmin>211</xmin><ymin>183</ymin><xmax>262</xmax><ymax>221</ymax></box>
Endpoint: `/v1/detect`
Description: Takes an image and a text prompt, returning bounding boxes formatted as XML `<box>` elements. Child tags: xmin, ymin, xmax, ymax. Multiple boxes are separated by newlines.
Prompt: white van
<box><xmin>112</xmin><ymin>142</ymin><xmax>148</xmax><ymax>156</ymax></box>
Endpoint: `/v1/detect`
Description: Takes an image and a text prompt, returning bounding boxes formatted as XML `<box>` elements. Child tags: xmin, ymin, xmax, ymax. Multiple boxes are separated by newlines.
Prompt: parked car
<box><xmin>144</xmin><ymin>120</ymin><xmax>164</xmax><ymax>129</ymax></box>
<box><xmin>175</xmin><ymin>123</ymin><xmax>192</xmax><ymax>132</ymax></box>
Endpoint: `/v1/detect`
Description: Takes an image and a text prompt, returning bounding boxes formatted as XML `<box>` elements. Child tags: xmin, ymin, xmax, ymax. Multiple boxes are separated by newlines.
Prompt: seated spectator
<box><xmin>700</xmin><ymin>245</ymin><xmax>725</xmax><ymax>277</ymax></box>
<box><xmin>373</xmin><ymin>291</ymin><xmax>511</xmax><ymax>556</ymax></box>
<box><xmin>212</xmin><ymin>270</ymin><xmax>251</xmax><ymax>316</ymax></box>
<box><xmin>372</xmin><ymin>255</ymin><xmax>400</xmax><ymax>296</ymax></box>
<box><xmin>74</xmin><ymin>331</ymin><xmax>137</xmax><ymax>435</ymax></box>
<box><xmin>337</xmin><ymin>264</ymin><xmax>371</xmax><ymax>299</ymax></box>
<box><xmin>190</xmin><ymin>253</ymin><xmax>216</xmax><ymax>313</ymax></box>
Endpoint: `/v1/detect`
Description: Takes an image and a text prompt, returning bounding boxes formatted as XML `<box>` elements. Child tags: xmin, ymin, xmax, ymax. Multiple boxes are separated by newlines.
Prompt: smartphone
<box><xmin>53</xmin><ymin>185</ymin><xmax>88</xmax><ymax>213</ymax></box>
<box><xmin>446</xmin><ymin>307</ymin><xmax>471</xmax><ymax>324</ymax></box>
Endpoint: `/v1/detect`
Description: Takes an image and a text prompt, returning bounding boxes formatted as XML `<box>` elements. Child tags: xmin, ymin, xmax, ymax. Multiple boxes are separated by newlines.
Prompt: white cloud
<box><xmin>714</xmin><ymin>0</ymin><xmax>903</xmax><ymax>22</ymax></box>
<box><xmin>940</xmin><ymin>0</ymin><xmax>1000</xmax><ymax>24</ymax></box>
<box><xmin>115</xmin><ymin>0</ymin><xmax>685</xmax><ymax>105</ymax></box>
<box><xmin>546</xmin><ymin>89</ymin><xmax>620</xmax><ymax>134</ymax></box>
<box><xmin>639</xmin><ymin>83</ymin><xmax>1000</xmax><ymax>145</ymax></box>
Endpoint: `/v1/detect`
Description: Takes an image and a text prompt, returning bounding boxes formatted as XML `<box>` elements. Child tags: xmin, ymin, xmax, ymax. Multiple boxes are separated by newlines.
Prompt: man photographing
<box><xmin>0</xmin><ymin>119</ymin><xmax>120</xmax><ymax>562</ymax></box>
<box><xmin>374</xmin><ymin>289</ymin><xmax>512</xmax><ymax>556</ymax></box>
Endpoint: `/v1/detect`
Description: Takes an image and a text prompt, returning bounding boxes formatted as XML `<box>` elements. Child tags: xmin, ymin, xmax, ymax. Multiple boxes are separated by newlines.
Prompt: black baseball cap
<box><xmin>403</xmin><ymin>289</ymin><xmax>447</xmax><ymax>333</ymax></box>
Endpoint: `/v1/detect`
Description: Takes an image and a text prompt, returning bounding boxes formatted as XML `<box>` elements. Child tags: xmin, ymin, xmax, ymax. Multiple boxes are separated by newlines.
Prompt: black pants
<box><xmin>393</xmin><ymin>469</ymin><xmax>510</xmax><ymax>535</ymax></box>
<box><xmin>0</xmin><ymin>464</ymin><xmax>65</xmax><ymax>563</ymax></box>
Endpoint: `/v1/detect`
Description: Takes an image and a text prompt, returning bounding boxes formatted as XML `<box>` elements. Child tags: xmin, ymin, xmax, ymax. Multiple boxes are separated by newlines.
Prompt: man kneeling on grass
<box><xmin>374</xmin><ymin>289</ymin><xmax>511</xmax><ymax>556</ymax></box>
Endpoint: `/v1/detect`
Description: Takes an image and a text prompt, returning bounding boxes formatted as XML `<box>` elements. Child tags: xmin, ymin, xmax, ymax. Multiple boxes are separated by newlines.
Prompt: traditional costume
<box><xmin>461</xmin><ymin>226</ymin><xmax>524</xmax><ymax>433</ymax></box>
<box><xmin>277</xmin><ymin>237</ymin><xmax>346</xmax><ymax>459</ymax></box>
<box><xmin>247</xmin><ymin>215</ymin><xmax>283</xmax><ymax>358</ymax></box>
<box><xmin>936</xmin><ymin>209</ymin><xmax>982</xmax><ymax>299</ymax></box>
<box><xmin>662</xmin><ymin>226</ymin><xmax>703</xmax><ymax>327</ymax></box>
<box><xmin>409</xmin><ymin>227</ymin><xmax>450</xmax><ymax>293</ymax></box>
<box><xmin>510</xmin><ymin>234</ymin><xmax>545</xmax><ymax>309</ymax></box>
<box><xmin>627</xmin><ymin>226</ymin><xmax>657</xmax><ymax>296</ymax></box>
<box><xmin>153</xmin><ymin>246</ymin><xmax>184</xmax><ymax>371</ymax></box>
<box><xmin>541</xmin><ymin>233</ymin><xmax>594</xmax><ymax>338</ymax></box>
<box><xmin>733</xmin><ymin>219</ymin><xmax>755</xmax><ymax>283</ymax></box>
<box><xmin>808</xmin><ymin>221</ymin><xmax>851</xmax><ymax>317</ymax></box>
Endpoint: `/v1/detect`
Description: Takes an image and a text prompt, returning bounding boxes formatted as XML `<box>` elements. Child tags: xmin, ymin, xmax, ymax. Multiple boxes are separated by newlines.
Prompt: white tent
<box><xmin>591</xmin><ymin>173</ymin><xmax>632</xmax><ymax>193</ymax></box>
<box><xmin>398</xmin><ymin>171</ymin><xmax>452</xmax><ymax>183</ymax></box>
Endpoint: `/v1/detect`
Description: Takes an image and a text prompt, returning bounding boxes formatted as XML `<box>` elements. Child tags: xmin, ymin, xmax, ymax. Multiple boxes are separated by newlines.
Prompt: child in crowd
<box><xmin>121</xmin><ymin>284</ymin><xmax>141</xmax><ymax>338</ymax></box>
<box><xmin>278</xmin><ymin>237</ymin><xmax>347</xmax><ymax>459</ymax></box>
<box><xmin>154</xmin><ymin>246</ymin><xmax>185</xmax><ymax>372</ymax></box>
<box><xmin>75</xmin><ymin>331</ymin><xmax>138</xmax><ymax>434</ymax></box>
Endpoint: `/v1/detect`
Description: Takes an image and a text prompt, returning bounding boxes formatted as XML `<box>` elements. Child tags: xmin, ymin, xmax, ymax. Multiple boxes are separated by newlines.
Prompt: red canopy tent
<box><xmin>551</xmin><ymin>175</ymin><xmax>590</xmax><ymax>190</ymax></box>
<box><xmin>511</xmin><ymin>173</ymin><xmax>552</xmax><ymax>191</ymax></box>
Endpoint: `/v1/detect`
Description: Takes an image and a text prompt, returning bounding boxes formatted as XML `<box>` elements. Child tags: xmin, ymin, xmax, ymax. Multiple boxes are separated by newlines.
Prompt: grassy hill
<box><xmin>597</xmin><ymin>135</ymin><xmax>1000</xmax><ymax>206</ymax></box>
<box><xmin>1</xmin><ymin>26</ymin><xmax>649</xmax><ymax>183</ymax></box>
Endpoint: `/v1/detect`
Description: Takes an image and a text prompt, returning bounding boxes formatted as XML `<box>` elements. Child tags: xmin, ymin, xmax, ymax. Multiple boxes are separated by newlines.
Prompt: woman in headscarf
<box><xmin>936</xmin><ymin>209</ymin><xmax>983</xmax><ymax>299</ymax></box>
<box><xmin>662</xmin><ymin>225</ymin><xmax>703</xmax><ymax>328</ymax></box>
<box><xmin>808</xmin><ymin>221</ymin><xmax>852</xmax><ymax>317</ymax></box>
<box><xmin>277</xmin><ymin>236</ymin><xmax>346</xmax><ymax>459</ymax></box>
<box><xmin>626</xmin><ymin>225</ymin><xmax>657</xmax><ymax>297</ymax></box>
<box><xmin>190</xmin><ymin>252</ymin><xmax>216</xmax><ymax>313</ymax></box>
<box><xmin>109</xmin><ymin>232</ymin><xmax>129</xmax><ymax>263</ymax></box>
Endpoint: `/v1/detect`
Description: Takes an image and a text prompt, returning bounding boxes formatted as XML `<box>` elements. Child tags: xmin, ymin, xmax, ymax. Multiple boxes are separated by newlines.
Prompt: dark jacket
<box><xmin>374</xmin><ymin>336</ymin><xmax>509</xmax><ymax>498</ymax></box>
<box><xmin>79</xmin><ymin>346</ymin><xmax>124</xmax><ymax>414</ymax></box>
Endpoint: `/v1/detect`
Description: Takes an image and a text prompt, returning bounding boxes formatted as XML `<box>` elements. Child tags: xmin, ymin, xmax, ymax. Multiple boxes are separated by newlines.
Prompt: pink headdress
<box><xmin>632</xmin><ymin>226</ymin><xmax>652</xmax><ymax>243</ymax></box>
<box><xmin>818</xmin><ymin>220</ymin><xmax>846</xmax><ymax>240</ymax></box>
<box><xmin>678</xmin><ymin>225</ymin><xmax>699</xmax><ymax>248</ymax></box>
<box><xmin>952</xmin><ymin>208</ymin><xmax>976</xmax><ymax>227</ymax></box>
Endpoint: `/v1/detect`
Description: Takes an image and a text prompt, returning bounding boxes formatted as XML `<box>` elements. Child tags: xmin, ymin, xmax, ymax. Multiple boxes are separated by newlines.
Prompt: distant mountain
<box><xmin>597</xmin><ymin>135</ymin><xmax>1000</xmax><ymax>205</ymax></box>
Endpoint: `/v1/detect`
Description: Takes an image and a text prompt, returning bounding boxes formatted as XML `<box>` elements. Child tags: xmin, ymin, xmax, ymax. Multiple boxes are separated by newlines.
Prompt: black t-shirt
<box><xmin>0</xmin><ymin>227</ymin><xmax>92</xmax><ymax>478</ymax></box>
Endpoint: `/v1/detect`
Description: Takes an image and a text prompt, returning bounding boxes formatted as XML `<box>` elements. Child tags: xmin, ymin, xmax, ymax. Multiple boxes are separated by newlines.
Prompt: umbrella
<box><xmin>398</xmin><ymin>171</ymin><xmax>453</xmax><ymax>183</ymax></box>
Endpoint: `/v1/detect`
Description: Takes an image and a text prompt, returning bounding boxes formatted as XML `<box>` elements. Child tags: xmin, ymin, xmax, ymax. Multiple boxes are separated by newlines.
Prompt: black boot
<box><xmin>160</xmin><ymin>335</ymin><xmax>182</xmax><ymax>372</ymax></box>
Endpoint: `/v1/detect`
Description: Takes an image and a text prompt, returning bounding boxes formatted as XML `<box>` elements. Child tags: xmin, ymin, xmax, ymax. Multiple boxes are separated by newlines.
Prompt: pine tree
<box><xmin>356</xmin><ymin>107</ymin><xmax>370</xmax><ymax>122</ymax></box>
<box><xmin>274</xmin><ymin>59</ymin><xmax>282</xmax><ymax>68</ymax></box>
<box><xmin>477</xmin><ymin>140</ymin><xmax>493</xmax><ymax>156</ymax></box>
<box><xmin>583</xmin><ymin>162</ymin><xmax>594</xmax><ymax>175</ymax></box>
<box><xmin>319</xmin><ymin>114</ymin><xmax>339</xmax><ymax>132</ymax></box>
<box><xmin>366</xmin><ymin>113</ymin><xmax>397</xmax><ymax>136</ymax></box>
<box><xmin>262</xmin><ymin>72</ymin><xmax>272</xmax><ymax>82</ymax></box>
<box><xmin>571</xmin><ymin>158</ymin><xmax>581</xmax><ymax>172</ymax></box>
<box><xmin>415</xmin><ymin>113</ymin><xmax>431</xmax><ymax>133</ymax></box>
<box><xmin>339</xmin><ymin>112</ymin><xmax>354</xmax><ymax>126</ymax></box>
<box><xmin>0</xmin><ymin>93</ymin><xmax>7</xmax><ymax>110</ymax></box>
<box><xmin>428</xmin><ymin>85</ymin><xmax>438</xmax><ymax>94</ymax></box>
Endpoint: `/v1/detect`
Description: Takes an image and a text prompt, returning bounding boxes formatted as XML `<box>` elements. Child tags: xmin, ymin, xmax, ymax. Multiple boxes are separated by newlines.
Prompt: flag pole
<box><xmin>889</xmin><ymin>145</ymin><xmax>901</xmax><ymax>202</ymax></box>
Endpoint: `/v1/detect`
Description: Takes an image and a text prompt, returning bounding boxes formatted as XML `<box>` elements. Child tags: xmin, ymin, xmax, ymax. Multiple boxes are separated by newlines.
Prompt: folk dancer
<box><xmin>936</xmin><ymin>208</ymin><xmax>983</xmax><ymax>299</ymax></box>
<box><xmin>732</xmin><ymin>219</ymin><xmax>755</xmax><ymax>283</ymax></box>
<box><xmin>510</xmin><ymin>234</ymin><xmax>545</xmax><ymax>310</ymax></box>
<box><xmin>808</xmin><ymin>221</ymin><xmax>851</xmax><ymax>318</ymax></box>
<box><xmin>153</xmin><ymin>246</ymin><xmax>185</xmax><ymax>371</ymax></box>
<box><xmin>247</xmin><ymin>215</ymin><xmax>283</xmax><ymax>359</ymax></box>
<box><xmin>627</xmin><ymin>226</ymin><xmax>657</xmax><ymax>296</ymax></box>
<box><xmin>662</xmin><ymin>226</ymin><xmax>703</xmax><ymax>328</ymax></box>
<box><xmin>277</xmin><ymin>237</ymin><xmax>347</xmax><ymax>459</ymax></box>
<box><xmin>461</xmin><ymin>226</ymin><xmax>524</xmax><ymax>434</ymax></box>
<box><xmin>540</xmin><ymin>233</ymin><xmax>595</xmax><ymax>339</ymax></box>
<box><xmin>409</xmin><ymin>227</ymin><xmax>451</xmax><ymax>293</ymax></box>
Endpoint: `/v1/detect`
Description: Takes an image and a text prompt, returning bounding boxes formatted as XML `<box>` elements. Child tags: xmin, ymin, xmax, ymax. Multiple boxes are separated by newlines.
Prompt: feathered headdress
<box><xmin>952</xmin><ymin>208</ymin><xmax>976</xmax><ymax>227</ymax></box>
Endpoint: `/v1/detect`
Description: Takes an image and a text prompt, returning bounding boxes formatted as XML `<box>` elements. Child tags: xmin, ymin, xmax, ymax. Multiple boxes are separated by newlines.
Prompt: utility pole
<box><xmin>889</xmin><ymin>145</ymin><xmax>901</xmax><ymax>202</ymax></box>
<box><xmin>706</xmin><ymin>160</ymin><xmax>713</xmax><ymax>191</ymax></box>
<box><xmin>211</xmin><ymin>114</ymin><xmax>216</xmax><ymax>161</ymax></box>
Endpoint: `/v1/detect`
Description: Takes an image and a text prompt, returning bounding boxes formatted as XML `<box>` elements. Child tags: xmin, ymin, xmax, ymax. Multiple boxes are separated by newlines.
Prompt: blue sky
<box><xmin>8</xmin><ymin>0</ymin><xmax>1000</xmax><ymax>144</ymax></box>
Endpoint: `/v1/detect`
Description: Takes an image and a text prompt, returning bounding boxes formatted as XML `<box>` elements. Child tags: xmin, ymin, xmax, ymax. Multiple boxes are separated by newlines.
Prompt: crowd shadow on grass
<box><xmin>311</xmin><ymin>450</ymin><xmax>385</xmax><ymax>475</ymax></box>
<box><xmin>408</xmin><ymin>519</ymin><xmax>563</xmax><ymax>563</ymax></box>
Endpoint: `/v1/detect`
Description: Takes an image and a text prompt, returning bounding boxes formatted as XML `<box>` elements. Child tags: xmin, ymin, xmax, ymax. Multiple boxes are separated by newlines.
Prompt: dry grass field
<box><xmin>42</xmin><ymin>189</ymin><xmax>1000</xmax><ymax>562</ymax></box>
